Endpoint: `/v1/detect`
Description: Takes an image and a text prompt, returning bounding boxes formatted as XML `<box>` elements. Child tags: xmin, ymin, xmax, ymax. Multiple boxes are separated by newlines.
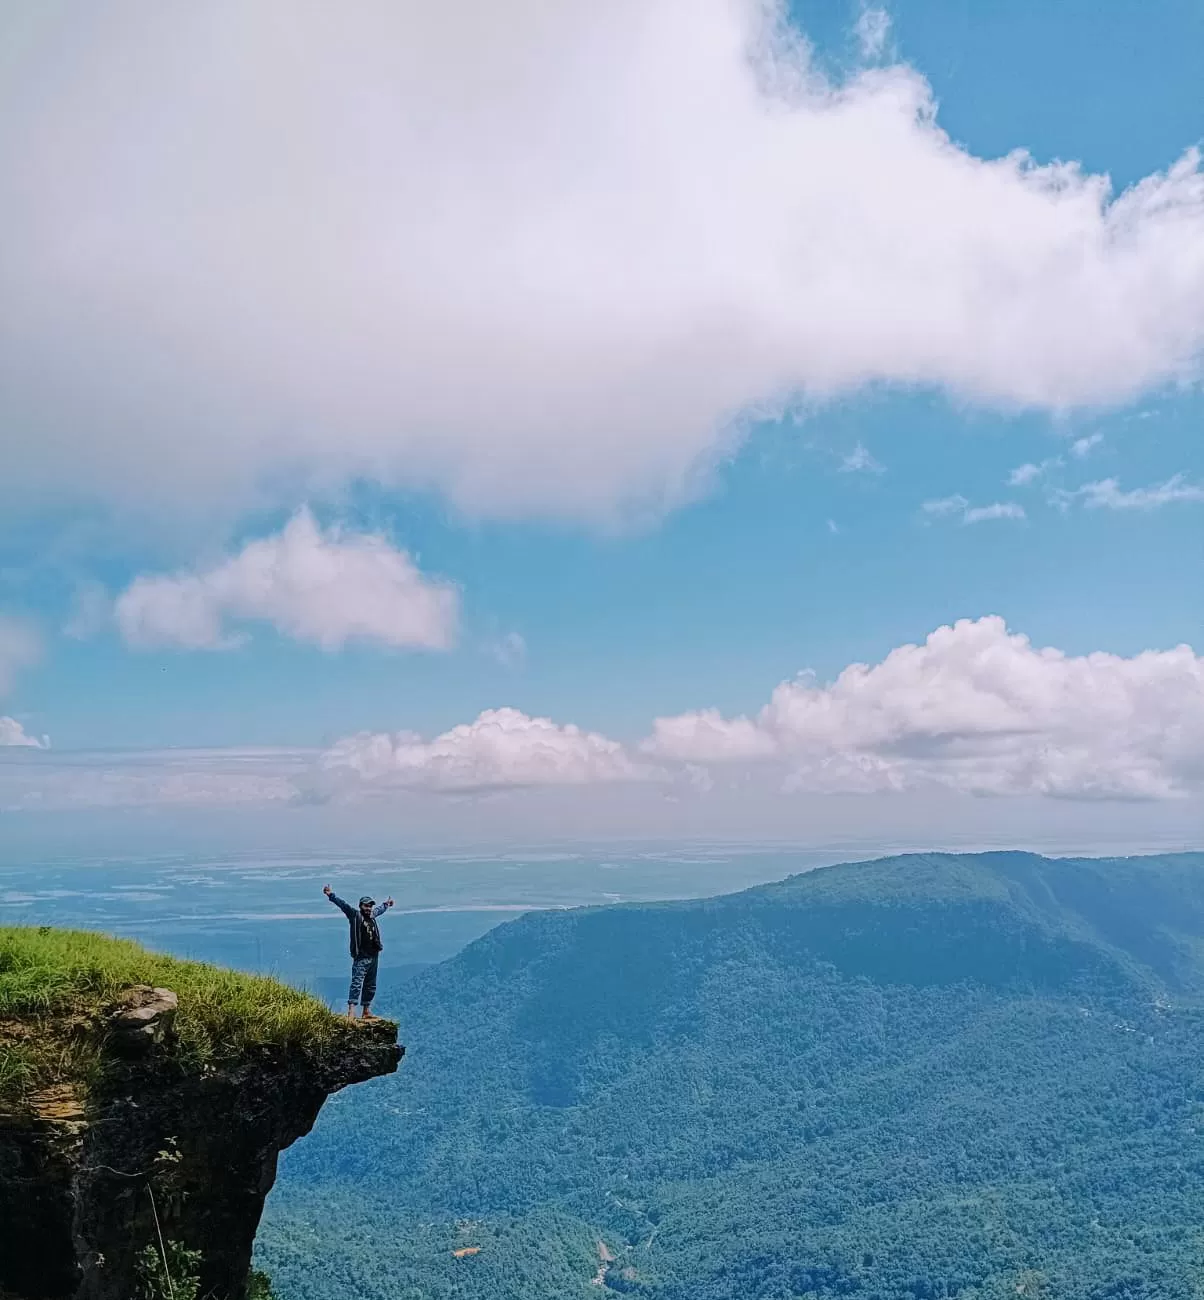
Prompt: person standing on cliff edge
<box><xmin>323</xmin><ymin>885</ymin><xmax>395</xmax><ymax>1019</ymax></box>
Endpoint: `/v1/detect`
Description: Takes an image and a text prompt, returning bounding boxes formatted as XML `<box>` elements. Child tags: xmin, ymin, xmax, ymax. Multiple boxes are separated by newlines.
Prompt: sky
<box><xmin>0</xmin><ymin>0</ymin><xmax>1201</xmax><ymax>848</ymax></box>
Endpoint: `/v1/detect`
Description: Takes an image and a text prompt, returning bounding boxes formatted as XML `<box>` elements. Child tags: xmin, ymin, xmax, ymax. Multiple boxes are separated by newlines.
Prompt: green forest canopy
<box><xmin>259</xmin><ymin>851</ymin><xmax>1204</xmax><ymax>1300</ymax></box>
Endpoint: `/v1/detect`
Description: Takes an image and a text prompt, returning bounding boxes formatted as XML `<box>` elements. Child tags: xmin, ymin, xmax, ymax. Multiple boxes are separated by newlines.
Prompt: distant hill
<box><xmin>259</xmin><ymin>851</ymin><xmax>1204</xmax><ymax>1300</ymax></box>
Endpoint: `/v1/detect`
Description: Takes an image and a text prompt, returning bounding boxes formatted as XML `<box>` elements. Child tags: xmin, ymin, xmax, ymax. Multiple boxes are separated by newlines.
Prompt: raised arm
<box><xmin>323</xmin><ymin>885</ymin><xmax>355</xmax><ymax>918</ymax></box>
<box><xmin>372</xmin><ymin>897</ymin><xmax>395</xmax><ymax>919</ymax></box>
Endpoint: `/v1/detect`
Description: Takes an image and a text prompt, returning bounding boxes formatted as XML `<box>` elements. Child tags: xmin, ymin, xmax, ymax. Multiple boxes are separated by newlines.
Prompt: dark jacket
<box><xmin>327</xmin><ymin>892</ymin><xmax>393</xmax><ymax>958</ymax></box>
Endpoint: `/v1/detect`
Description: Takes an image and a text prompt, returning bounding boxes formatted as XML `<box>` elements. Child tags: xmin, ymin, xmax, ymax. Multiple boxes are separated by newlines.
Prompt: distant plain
<box><xmin>0</xmin><ymin>845</ymin><xmax>855</xmax><ymax>988</ymax></box>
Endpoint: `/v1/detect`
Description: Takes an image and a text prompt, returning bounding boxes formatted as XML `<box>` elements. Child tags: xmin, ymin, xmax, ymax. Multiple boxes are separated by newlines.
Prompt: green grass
<box><xmin>0</xmin><ymin>926</ymin><xmax>348</xmax><ymax>1101</ymax></box>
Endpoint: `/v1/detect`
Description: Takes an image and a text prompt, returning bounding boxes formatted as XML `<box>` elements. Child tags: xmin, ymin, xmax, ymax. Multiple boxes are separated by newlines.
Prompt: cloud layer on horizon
<box><xmin>3</xmin><ymin>1</ymin><xmax>1204</xmax><ymax>524</ymax></box>
<box><xmin>0</xmin><ymin>746</ymin><xmax>303</xmax><ymax>809</ymax></box>
<box><xmin>5</xmin><ymin>619</ymin><xmax>1201</xmax><ymax>810</ymax></box>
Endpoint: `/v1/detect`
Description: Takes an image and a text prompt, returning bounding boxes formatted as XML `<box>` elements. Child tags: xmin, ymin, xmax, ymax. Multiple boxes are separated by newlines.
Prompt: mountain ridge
<box><xmin>259</xmin><ymin>850</ymin><xmax>1204</xmax><ymax>1300</ymax></box>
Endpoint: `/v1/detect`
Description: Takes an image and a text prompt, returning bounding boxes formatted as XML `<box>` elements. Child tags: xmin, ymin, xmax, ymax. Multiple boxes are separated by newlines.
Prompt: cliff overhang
<box><xmin>0</xmin><ymin>929</ymin><xmax>402</xmax><ymax>1300</ymax></box>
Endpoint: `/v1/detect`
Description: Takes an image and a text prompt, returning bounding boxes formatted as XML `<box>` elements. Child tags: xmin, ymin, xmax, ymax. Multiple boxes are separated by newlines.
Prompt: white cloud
<box><xmin>1008</xmin><ymin>436</ymin><xmax>1097</xmax><ymax>490</ymax></box>
<box><xmin>1055</xmin><ymin>474</ymin><xmax>1204</xmax><ymax>511</ymax></box>
<box><xmin>0</xmin><ymin>717</ymin><xmax>48</xmax><ymax>748</ymax></box>
<box><xmin>1007</xmin><ymin>456</ymin><xmax>1061</xmax><ymax>486</ymax></box>
<box><xmin>643</xmin><ymin>616</ymin><xmax>1204</xmax><ymax>800</ymax></box>
<box><xmin>5</xmin><ymin>619</ymin><xmax>1202</xmax><ymax>809</ymax></box>
<box><xmin>321</xmin><ymin>707</ymin><xmax>646</xmax><ymax>793</ymax></box>
<box><xmin>839</xmin><ymin>442</ymin><xmax>885</xmax><ymax>473</ymax></box>
<box><xmin>1070</xmin><ymin>432</ymin><xmax>1103</xmax><ymax>458</ymax></box>
<box><xmin>3</xmin><ymin>3</ymin><xmax>1204</xmax><ymax>523</ymax></box>
<box><xmin>115</xmin><ymin>509</ymin><xmax>458</xmax><ymax>651</ymax></box>
<box><xmin>855</xmin><ymin>6</ymin><xmax>892</xmax><ymax>61</ymax></box>
<box><xmin>962</xmin><ymin>501</ymin><xmax>1026</xmax><ymax>524</ymax></box>
<box><xmin>2</xmin><ymin>739</ymin><xmax>1195</xmax><ymax>852</ymax></box>
<box><xmin>641</xmin><ymin>709</ymin><xmax>778</xmax><ymax>764</ymax></box>
<box><xmin>0</xmin><ymin>616</ymin><xmax>40</xmax><ymax>695</ymax></box>
<box><xmin>922</xmin><ymin>495</ymin><xmax>1024</xmax><ymax>524</ymax></box>
<box><xmin>922</xmin><ymin>493</ymin><xmax>970</xmax><ymax>516</ymax></box>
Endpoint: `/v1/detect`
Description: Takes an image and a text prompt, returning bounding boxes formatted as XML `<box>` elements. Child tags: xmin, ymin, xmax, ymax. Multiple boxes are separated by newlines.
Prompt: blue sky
<box><xmin>16</xmin><ymin>389</ymin><xmax>1201</xmax><ymax>750</ymax></box>
<box><xmin>0</xmin><ymin>0</ymin><xmax>1201</xmax><ymax>843</ymax></box>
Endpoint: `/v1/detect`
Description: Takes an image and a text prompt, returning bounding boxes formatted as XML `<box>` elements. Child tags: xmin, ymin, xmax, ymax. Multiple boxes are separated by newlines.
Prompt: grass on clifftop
<box><xmin>0</xmin><ymin>926</ymin><xmax>350</xmax><ymax>1101</ymax></box>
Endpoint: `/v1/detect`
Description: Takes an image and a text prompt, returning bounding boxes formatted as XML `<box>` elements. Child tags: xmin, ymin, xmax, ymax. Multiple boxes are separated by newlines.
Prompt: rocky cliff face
<box><xmin>0</xmin><ymin>987</ymin><xmax>402</xmax><ymax>1300</ymax></box>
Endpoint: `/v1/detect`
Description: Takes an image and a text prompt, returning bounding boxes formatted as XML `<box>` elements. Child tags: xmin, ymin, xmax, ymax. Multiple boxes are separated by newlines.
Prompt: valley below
<box><xmin>258</xmin><ymin>850</ymin><xmax>1204</xmax><ymax>1300</ymax></box>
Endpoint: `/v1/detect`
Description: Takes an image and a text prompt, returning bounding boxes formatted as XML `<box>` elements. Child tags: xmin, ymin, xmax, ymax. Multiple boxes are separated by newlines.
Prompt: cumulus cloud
<box><xmin>1055</xmin><ymin>475</ymin><xmax>1204</xmax><ymax>511</ymax></box>
<box><xmin>643</xmin><ymin>710</ymin><xmax>778</xmax><ymax>764</ymax></box>
<box><xmin>0</xmin><ymin>616</ymin><xmax>40</xmax><ymax>695</ymax></box>
<box><xmin>922</xmin><ymin>495</ymin><xmax>1025</xmax><ymax>524</ymax></box>
<box><xmin>4</xmin><ymin>620</ymin><xmax>1202</xmax><ymax>808</ymax></box>
<box><xmin>115</xmin><ymin>509</ymin><xmax>458</xmax><ymax>651</ymax></box>
<box><xmin>0</xmin><ymin>717</ymin><xmax>48</xmax><ymax>749</ymax></box>
<box><xmin>326</xmin><ymin>618</ymin><xmax>1204</xmax><ymax>804</ymax></box>
<box><xmin>643</xmin><ymin>616</ymin><xmax>1204</xmax><ymax>800</ymax></box>
<box><xmin>321</xmin><ymin>707</ymin><xmax>647</xmax><ymax>793</ymax></box>
<box><xmin>3</xmin><ymin>2</ymin><xmax>1204</xmax><ymax>522</ymax></box>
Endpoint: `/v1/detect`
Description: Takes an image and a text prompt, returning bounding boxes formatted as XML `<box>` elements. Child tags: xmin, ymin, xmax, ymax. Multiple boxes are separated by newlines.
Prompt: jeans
<box><xmin>348</xmin><ymin>953</ymin><xmax>379</xmax><ymax>1006</ymax></box>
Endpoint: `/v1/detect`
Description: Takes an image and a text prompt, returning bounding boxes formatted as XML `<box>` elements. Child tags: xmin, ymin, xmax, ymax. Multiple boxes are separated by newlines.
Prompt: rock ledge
<box><xmin>0</xmin><ymin>986</ymin><xmax>401</xmax><ymax>1300</ymax></box>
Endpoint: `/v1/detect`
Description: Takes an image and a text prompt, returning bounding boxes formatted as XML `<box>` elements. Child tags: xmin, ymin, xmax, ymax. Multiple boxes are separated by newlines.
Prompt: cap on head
<box><xmin>359</xmin><ymin>896</ymin><xmax>375</xmax><ymax>907</ymax></box>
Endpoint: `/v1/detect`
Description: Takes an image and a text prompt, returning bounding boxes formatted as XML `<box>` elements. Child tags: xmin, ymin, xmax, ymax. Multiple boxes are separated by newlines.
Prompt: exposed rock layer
<box><xmin>0</xmin><ymin>993</ymin><xmax>401</xmax><ymax>1300</ymax></box>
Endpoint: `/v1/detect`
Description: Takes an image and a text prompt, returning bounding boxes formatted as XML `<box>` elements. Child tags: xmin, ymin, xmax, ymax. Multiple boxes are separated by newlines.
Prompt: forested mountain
<box><xmin>258</xmin><ymin>852</ymin><xmax>1204</xmax><ymax>1300</ymax></box>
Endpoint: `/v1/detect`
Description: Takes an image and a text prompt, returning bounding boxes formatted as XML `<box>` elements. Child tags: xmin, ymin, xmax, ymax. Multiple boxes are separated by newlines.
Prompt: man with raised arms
<box><xmin>323</xmin><ymin>884</ymin><xmax>395</xmax><ymax>1019</ymax></box>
